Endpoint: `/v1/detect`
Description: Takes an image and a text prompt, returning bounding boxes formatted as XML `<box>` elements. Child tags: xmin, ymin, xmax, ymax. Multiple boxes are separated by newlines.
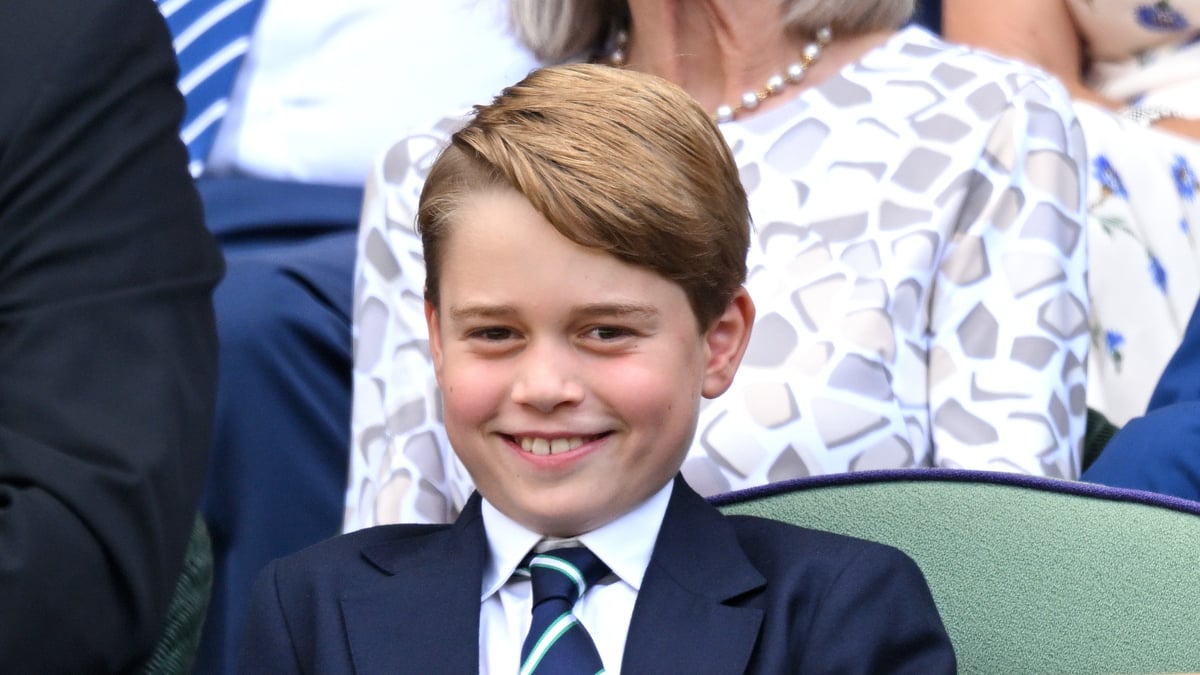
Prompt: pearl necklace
<box><xmin>603</xmin><ymin>26</ymin><xmax>833</xmax><ymax>123</ymax></box>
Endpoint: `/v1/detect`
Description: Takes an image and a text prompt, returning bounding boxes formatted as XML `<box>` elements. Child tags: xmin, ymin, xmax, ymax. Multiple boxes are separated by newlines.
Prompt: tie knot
<box><xmin>524</xmin><ymin>547</ymin><xmax>610</xmax><ymax>606</ymax></box>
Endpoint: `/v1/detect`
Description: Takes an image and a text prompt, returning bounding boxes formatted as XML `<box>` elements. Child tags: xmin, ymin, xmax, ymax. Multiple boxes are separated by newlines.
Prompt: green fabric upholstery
<box><xmin>714</xmin><ymin>470</ymin><xmax>1200</xmax><ymax>674</ymax></box>
<box><xmin>139</xmin><ymin>515</ymin><xmax>213</xmax><ymax>675</ymax></box>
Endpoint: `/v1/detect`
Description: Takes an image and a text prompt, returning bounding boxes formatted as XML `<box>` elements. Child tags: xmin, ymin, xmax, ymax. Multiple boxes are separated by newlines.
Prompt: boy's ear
<box><xmin>425</xmin><ymin>300</ymin><xmax>444</xmax><ymax>376</ymax></box>
<box><xmin>701</xmin><ymin>287</ymin><xmax>755</xmax><ymax>399</ymax></box>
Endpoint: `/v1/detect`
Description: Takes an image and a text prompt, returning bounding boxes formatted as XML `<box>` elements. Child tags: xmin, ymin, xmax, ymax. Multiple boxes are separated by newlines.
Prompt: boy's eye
<box><xmin>469</xmin><ymin>327</ymin><xmax>516</xmax><ymax>341</ymax></box>
<box><xmin>586</xmin><ymin>325</ymin><xmax>633</xmax><ymax>341</ymax></box>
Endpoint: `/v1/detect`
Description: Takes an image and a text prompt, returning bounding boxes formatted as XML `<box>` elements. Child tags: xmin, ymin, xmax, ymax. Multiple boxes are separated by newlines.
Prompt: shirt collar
<box><xmin>479</xmin><ymin>480</ymin><xmax>674</xmax><ymax>601</ymax></box>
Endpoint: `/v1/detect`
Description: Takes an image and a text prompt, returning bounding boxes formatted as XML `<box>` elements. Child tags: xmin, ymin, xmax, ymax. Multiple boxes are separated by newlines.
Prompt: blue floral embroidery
<box><xmin>1094</xmin><ymin>156</ymin><xmax>1128</xmax><ymax>198</ymax></box>
<box><xmin>1104</xmin><ymin>329</ymin><xmax>1126</xmax><ymax>370</ymax></box>
<box><xmin>1136</xmin><ymin>1</ymin><xmax>1190</xmax><ymax>31</ymax></box>
<box><xmin>1105</xmin><ymin>330</ymin><xmax>1125</xmax><ymax>355</ymax></box>
<box><xmin>1182</xmin><ymin>218</ymin><xmax>1191</xmax><ymax>234</ymax></box>
<box><xmin>1149</xmin><ymin>255</ymin><xmax>1168</xmax><ymax>292</ymax></box>
<box><xmin>1172</xmin><ymin>155</ymin><xmax>1197</xmax><ymax>201</ymax></box>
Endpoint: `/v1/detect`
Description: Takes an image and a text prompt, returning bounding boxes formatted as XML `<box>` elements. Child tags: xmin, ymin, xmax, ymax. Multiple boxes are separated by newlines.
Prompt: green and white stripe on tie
<box><xmin>518</xmin><ymin>545</ymin><xmax>611</xmax><ymax>674</ymax></box>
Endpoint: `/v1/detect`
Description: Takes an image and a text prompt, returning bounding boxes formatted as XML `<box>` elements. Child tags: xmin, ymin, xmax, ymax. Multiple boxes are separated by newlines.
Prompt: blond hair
<box><xmin>418</xmin><ymin>63</ymin><xmax>750</xmax><ymax>330</ymax></box>
<box><xmin>510</xmin><ymin>0</ymin><xmax>915</xmax><ymax>62</ymax></box>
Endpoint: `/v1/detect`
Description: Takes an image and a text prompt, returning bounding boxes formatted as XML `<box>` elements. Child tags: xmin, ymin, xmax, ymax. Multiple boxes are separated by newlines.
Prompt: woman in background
<box><xmin>344</xmin><ymin>0</ymin><xmax>1090</xmax><ymax>528</ymax></box>
<box><xmin>946</xmin><ymin>0</ymin><xmax>1200</xmax><ymax>426</ymax></box>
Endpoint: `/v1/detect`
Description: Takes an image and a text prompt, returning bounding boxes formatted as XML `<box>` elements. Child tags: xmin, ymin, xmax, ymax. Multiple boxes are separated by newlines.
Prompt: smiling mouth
<box><xmin>510</xmin><ymin>434</ymin><xmax>608</xmax><ymax>456</ymax></box>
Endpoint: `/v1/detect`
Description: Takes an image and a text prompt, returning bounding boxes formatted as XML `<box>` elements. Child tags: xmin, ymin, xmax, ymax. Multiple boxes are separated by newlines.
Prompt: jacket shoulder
<box><xmin>724</xmin><ymin>513</ymin><xmax>921</xmax><ymax>576</ymax></box>
<box><xmin>276</xmin><ymin>524</ymin><xmax>450</xmax><ymax>570</ymax></box>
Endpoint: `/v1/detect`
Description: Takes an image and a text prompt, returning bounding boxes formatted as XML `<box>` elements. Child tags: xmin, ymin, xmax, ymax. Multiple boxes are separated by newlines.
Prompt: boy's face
<box><xmin>426</xmin><ymin>189</ymin><xmax>751</xmax><ymax>537</ymax></box>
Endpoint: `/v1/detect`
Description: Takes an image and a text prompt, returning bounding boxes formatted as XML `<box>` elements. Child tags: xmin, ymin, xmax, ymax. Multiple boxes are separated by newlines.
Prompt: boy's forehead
<box><xmin>438</xmin><ymin>186</ymin><xmax>701</xmax><ymax>326</ymax></box>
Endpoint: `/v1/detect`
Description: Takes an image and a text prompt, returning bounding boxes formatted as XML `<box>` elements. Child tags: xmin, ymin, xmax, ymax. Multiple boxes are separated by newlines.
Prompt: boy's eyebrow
<box><xmin>572</xmin><ymin>303</ymin><xmax>659</xmax><ymax>321</ymax></box>
<box><xmin>447</xmin><ymin>302</ymin><xmax>659</xmax><ymax>321</ymax></box>
<box><xmin>448</xmin><ymin>304</ymin><xmax>519</xmax><ymax>321</ymax></box>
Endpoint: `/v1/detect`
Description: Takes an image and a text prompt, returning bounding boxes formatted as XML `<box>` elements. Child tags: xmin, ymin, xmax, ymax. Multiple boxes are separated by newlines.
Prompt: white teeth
<box><xmin>517</xmin><ymin>436</ymin><xmax>588</xmax><ymax>455</ymax></box>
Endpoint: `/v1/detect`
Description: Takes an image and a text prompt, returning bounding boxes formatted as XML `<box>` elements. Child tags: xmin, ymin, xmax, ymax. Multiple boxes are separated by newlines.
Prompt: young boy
<box><xmin>239</xmin><ymin>64</ymin><xmax>955</xmax><ymax>674</ymax></box>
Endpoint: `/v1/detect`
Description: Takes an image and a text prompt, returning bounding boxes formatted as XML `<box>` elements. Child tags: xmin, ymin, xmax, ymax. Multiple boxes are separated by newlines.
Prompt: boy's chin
<box><xmin>500</xmin><ymin>483</ymin><xmax>668</xmax><ymax>538</ymax></box>
<box><xmin>497</xmin><ymin>498</ymin><xmax>626</xmax><ymax>539</ymax></box>
<box><xmin>516</xmin><ymin>509</ymin><xmax>609</xmax><ymax>539</ymax></box>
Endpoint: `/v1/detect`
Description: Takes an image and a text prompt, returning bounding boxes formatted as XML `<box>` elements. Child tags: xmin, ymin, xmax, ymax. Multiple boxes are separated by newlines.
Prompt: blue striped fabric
<box><xmin>158</xmin><ymin>0</ymin><xmax>264</xmax><ymax>177</ymax></box>
<box><xmin>519</xmin><ymin>547</ymin><xmax>610</xmax><ymax>674</ymax></box>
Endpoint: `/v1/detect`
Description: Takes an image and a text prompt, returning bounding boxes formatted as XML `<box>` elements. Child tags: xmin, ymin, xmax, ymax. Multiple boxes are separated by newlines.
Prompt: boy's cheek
<box><xmin>439</xmin><ymin>363</ymin><xmax>502</xmax><ymax>421</ymax></box>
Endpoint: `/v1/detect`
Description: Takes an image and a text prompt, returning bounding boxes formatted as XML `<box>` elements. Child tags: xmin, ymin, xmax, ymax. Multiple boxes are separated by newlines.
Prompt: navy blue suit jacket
<box><xmin>240</xmin><ymin>477</ymin><xmax>955</xmax><ymax>673</ymax></box>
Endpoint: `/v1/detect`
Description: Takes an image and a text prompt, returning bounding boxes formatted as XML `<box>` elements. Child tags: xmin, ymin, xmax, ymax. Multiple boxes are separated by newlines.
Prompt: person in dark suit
<box><xmin>0</xmin><ymin>0</ymin><xmax>223</xmax><ymax>671</ymax></box>
<box><xmin>239</xmin><ymin>64</ymin><xmax>954</xmax><ymax>674</ymax></box>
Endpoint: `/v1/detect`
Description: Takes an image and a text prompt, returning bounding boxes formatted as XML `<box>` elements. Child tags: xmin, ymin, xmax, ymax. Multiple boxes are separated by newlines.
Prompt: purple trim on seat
<box><xmin>706</xmin><ymin>468</ymin><xmax>1200</xmax><ymax>516</ymax></box>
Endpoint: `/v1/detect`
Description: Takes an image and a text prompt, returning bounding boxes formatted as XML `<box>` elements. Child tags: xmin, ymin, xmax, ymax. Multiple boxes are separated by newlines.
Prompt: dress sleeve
<box><xmin>0</xmin><ymin>0</ymin><xmax>223</xmax><ymax>669</ymax></box>
<box><xmin>928</xmin><ymin>74</ymin><xmax>1089</xmax><ymax>477</ymax></box>
<box><xmin>345</xmin><ymin>114</ymin><xmax>475</xmax><ymax>530</ymax></box>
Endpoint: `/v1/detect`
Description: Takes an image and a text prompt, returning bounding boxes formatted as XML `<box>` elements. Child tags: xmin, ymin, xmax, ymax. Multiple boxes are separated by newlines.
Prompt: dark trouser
<box><xmin>193</xmin><ymin>177</ymin><xmax>361</xmax><ymax>675</ymax></box>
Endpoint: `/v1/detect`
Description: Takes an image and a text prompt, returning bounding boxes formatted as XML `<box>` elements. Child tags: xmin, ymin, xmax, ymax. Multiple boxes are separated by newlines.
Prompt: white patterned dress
<box><xmin>343</xmin><ymin>26</ymin><xmax>1089</xmax><ymax>529</ymax></box>
<box><xmin>1065</xmin><ymin>0</ymin><xmax>1200</xmax><ymax>424</ymax></box>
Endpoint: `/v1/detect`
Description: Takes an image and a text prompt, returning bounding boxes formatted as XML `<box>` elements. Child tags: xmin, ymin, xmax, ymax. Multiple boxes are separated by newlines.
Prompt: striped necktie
<box><xmin>157</xmin><ymin>0</ymin><xmax>264</xmax><ymax>177</ymax></box>
<box><xmin>519</xmin><ymin>547</ymin><xmax>611</xmax><ymax>675</ymax></box>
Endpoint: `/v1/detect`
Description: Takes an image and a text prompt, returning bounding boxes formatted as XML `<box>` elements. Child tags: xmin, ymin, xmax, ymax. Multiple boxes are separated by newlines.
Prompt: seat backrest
<box><xmin>712</xmin><ymin>469</ymin><xmax>1200</xmax><ymax>674</ymax></box>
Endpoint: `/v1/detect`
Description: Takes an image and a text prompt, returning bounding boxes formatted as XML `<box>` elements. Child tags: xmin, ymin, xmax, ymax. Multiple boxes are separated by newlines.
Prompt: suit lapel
<box><xmin>339</xmin><ymin>495</ymin><xmax>488</xmax><ymax>674</ymax></box>
<box><xmin>622</xmin><ymin>477</ymin><xmax>767</xmax><ymax>674</ymax></box>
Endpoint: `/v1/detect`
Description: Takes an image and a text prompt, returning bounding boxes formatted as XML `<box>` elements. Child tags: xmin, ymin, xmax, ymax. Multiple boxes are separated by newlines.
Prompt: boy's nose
<box><xmin>510</xmin><ymin>342</ymin><xmax>585</xmax><ymax>413</ymax></box>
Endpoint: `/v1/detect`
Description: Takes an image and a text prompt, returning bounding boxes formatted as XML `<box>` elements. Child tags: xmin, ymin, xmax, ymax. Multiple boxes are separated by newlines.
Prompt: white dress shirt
<box><xmin>206</xmin><ymin>0</ymin><xmax>541</xmax><ymax>185</ymax></box>
<box><xmin>477</xmin><ymin>481</ymin><xmax>673</xmax><ymax>675</ymax></box>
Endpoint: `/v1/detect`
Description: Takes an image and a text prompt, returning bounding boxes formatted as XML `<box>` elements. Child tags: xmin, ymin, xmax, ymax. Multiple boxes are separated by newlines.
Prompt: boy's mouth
<box><xmin>509</xmin><ymin>434</ymin><xmax>608</xmax><ymax>456</ymax></box>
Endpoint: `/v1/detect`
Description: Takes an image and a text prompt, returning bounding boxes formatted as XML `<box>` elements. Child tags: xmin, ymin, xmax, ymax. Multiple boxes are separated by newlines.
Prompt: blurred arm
<box><xmin>928</xmin><ymin>74</ymin><xmax>1089</xmax><ymax>478</ymax></box>
<box><xmin>0</xmin><ymin>0</ymin><xmax>223</xmax><ymax>670</ymax></box>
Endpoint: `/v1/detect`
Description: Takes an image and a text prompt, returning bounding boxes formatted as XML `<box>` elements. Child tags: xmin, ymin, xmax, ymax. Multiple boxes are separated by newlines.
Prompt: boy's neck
<box><xmin>478</xmin><ymin>479</ymin><xmax>676</xmax><ymax>593</ymax></box>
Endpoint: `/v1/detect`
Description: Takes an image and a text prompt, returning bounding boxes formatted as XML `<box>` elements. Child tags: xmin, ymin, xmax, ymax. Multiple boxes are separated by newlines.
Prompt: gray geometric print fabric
<box><xmin>343</xmin><ymin>26</ymin><xmax>1089</xmax><ymax>530</ymax></box>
